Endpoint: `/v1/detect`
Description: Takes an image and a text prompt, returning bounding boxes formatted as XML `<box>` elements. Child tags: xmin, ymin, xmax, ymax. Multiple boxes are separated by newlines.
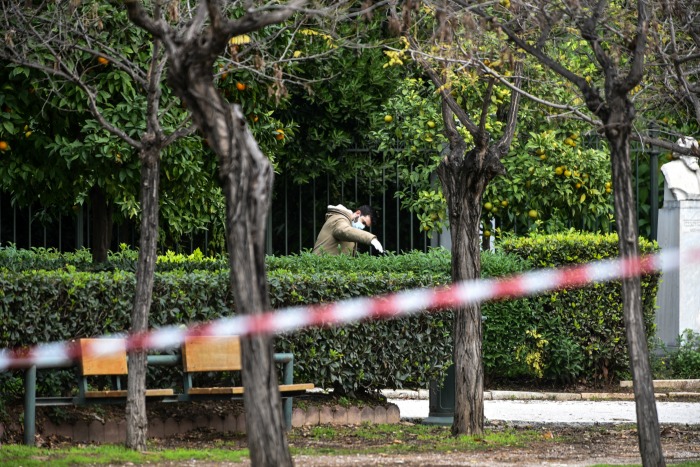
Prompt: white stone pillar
<box><xmin>656</xmin><ymin>199</ymin><xmax>700</xmax><ymax>349</ymax></box>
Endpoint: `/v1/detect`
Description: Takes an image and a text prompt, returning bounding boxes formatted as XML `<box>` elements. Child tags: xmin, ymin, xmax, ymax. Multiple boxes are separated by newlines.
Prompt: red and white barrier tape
<box><xmin>1</xmin><ymin>247</ymin><xmax>698</xmax><ymax>371</ymax></box>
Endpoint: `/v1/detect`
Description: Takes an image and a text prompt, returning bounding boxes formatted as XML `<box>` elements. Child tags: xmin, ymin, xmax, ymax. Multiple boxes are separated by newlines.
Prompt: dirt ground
<box><xmin>144</xmin><ymin>422</ymin><xmax>700</xmax><ymax>466</ymax></box>
<box><xmin>3</xmin><ymin>397</ymin><xmax>700</xmax><ymax>466</ymax></box>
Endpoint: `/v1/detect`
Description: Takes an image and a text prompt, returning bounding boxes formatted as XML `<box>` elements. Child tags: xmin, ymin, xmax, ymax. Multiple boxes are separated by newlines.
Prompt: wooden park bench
<box><xmin>20</xmin><ymin>336</ymin><xmax>313</xmax><ymax>445</ymax></box>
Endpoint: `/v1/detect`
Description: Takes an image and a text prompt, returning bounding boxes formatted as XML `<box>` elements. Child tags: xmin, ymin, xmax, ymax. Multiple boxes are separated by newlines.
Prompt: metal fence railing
<box><xmin>1</xmin><ymin>135</ymin><xmax>665</xmax><ymax>256</ymax></box>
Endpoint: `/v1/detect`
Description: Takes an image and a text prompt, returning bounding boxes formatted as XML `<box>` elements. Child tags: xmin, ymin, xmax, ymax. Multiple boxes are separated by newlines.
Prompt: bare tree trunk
<box><xmin>437</xmin><ymin>148</ymin><xmax>501</xmax><ymax>436</ymax></box>
<box><xmin>218</xmin><ymin>105</ymin><xmax>291</xmax><ymax>466</ymax></box>
<box><xmin>149</xmin><ymin>34</ymin><xmax>292</xmax><ymax>464</ymax></box>
<box><xmin>606</xmin><ymin>99</ymin><xmax>665</xmax><ymax>467</ymax></box>
<box><xmin>90</xmin><ymin>185</ymin><xmax>113</xmax><ymax>264</ymax></box>
<box><xmin>125</xmin><ymin>146</ymin><xmax>160</xmax><ymax>451</ymax></box>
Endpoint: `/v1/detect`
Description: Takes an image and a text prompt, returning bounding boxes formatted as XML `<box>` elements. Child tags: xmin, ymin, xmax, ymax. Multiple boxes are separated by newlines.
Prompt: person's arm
<box><xmin>330</xmin><ymin>217</ymin><xmax>377</xmax><ymax>245</ymax></box>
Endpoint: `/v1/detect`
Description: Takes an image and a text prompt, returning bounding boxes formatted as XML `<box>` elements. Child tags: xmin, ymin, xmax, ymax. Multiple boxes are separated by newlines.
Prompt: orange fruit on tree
<box><xmin>236</xmin><ymin>82</ymin><xmax>246</xmax><ymax>91</ymax></box>
<box><xmin>0</xmin><ymin>141</ymin><xmax>8</xmax><ymax>151</ymax></box>
<box><xmin>275</xmin><ymin>129</ymin><xmax>285</xmax><ymax>140</ymax></box>
<box><xmin>97</xmin><ymin>56</ymin><xmax>109</xmax><ymax>65</ymax></box>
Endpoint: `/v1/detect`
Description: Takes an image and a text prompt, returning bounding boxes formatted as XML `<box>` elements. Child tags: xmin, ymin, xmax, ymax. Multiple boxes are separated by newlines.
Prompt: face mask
<box><xmin>352</xmin><ymin>221</ymin><xmax>365</xmax><ymax>230</ymax></box>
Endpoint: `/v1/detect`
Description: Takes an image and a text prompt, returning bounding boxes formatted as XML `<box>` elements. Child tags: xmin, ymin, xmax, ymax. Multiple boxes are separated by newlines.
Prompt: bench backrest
<box><xmin>78</xmin><ymin>338</ymin><xmax>128</xmax><ymax>376</ymax></box>
<box><xmin>181</xmin><ymin>335</ymin><xmax>242</xmax><ymax>372</ymax></box>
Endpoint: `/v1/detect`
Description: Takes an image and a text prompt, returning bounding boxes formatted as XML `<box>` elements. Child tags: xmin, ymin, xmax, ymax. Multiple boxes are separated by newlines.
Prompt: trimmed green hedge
<box><xmin>0</xmin><ymin>233</ymin><xmax>660</xmax><ymax>401</ymax></box>
<box><xmin>499</xmin><ymin>231</ymin><xmax>660</xmax><ymax>384</ymax></box>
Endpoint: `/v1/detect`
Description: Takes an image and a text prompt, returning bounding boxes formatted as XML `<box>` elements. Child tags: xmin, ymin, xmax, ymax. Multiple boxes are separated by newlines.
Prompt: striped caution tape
<box><xmin>1</xmin><ymin>246</ymin><xmax>697</xmax><ymax>371</ymax></box>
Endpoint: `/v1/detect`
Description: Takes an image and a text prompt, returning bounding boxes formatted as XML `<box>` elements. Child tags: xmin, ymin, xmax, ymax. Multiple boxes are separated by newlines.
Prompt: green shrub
<box><xmin>0</xmin><ymin>233</ymin><xmax>662</xmax><ymax>401</ymax></box>
<box><xmin>500</xmin><ymin>231</ymin><xmax>660</xmax><ymax>384</ymax></box>
<box><xmin>668</xmin><ymin>330</ymin><xmax>700</xmax><ymax>379</ymax></box>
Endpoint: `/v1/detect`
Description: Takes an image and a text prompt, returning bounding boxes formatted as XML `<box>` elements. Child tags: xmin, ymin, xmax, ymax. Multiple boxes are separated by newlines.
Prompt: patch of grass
<box><xmin>308</xmin><ymin>425</ymin><xmax>338</xmax><ymax>438</ymax></box>
<box><xmin>289</xmin><ymin>423</ymin><xmax>545</xmax><ymax>457</ymax></box>
<box><xmin>0</xmin><ymin>443</ymin><xmax>248</xmax><ymax>466</ymax></box>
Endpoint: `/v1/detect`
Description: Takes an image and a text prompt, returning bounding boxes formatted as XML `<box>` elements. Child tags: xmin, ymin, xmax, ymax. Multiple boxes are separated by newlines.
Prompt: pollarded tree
<box><xmin>124</xmin><ymin>1</ymin><xmax>307</xmax><ymax>465</ymax></box>
<box><xmin>0</xmin><ymin>0</ymin><xmax>202</xmax><ymax>451</ymax></box>
<box><xmin>381</xmin><ymin>1</ymin><xmax>522</xmax><ymax>436</ymax></box>
<box><xmin>470</xmin><ymin>0</ymin><xmax>666</xmax><ymax>463</ymax></box>
<box><xmin>653</xmin><ymin>0</ymin><xmax>700</xmax><ymax>128</ymax></box>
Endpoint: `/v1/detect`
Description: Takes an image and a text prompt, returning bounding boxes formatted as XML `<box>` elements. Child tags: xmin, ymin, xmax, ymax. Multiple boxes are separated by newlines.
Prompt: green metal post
<box><xmin>276</xmin><ymin>353</ymin><xmax>294</xmax><ymax>429</ymax></box>
<box><xmin>24</xmin><ymin>365</ymin><xmax>36</xmax><ymax>446</ymax></box>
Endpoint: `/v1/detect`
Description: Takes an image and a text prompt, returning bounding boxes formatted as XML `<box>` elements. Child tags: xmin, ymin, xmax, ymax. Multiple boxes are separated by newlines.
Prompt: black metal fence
<box><xmin>0</xmin><ymin>136</ymin><xmax>667</xmax><ymax>256</ymax></box>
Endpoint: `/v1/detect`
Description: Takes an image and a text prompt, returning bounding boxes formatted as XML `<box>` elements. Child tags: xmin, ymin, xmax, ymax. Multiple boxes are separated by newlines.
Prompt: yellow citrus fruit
<box><xmin>528</xmin><ymin>167</ymin><xmax>535</xmax><ymax>174</ymax></box>
<box><xmin>25</xmin><ymin>131</ymin><xmax>32</xmax><ymax>138</ymax></box>
<box><xmin>501</xmin><ymin>200</ymin><xmax>508</xmax><ymax>207</ymax></box>
<box><xmin>536</xmin><ymin>148</ymin><xmax>545</xmax><ymax>155</ymax></box>
<box><xmin>275</xmin><ymin>129</ymin><xmax>285</xmax><ymax>140</ymax></box>
<box><xmin>564</xmin><ymin>170</ymin><xmax>572</xmax><ymax>177</ymax></box>
<box><xmin>575</xmin><ymin>182</ymin><xmax>582</xmax><ymax>189</ymax></box>
<box><xmin>484</xmin><ymin>202</ymin><xmax>493</xmax><ymax>211</ymax></box>
<box><xmin>605</xmin><ymin>181</ymin><xmax>612</xmax><ymax>189</ymax></box>
<box><xmin>540</xmin><ymin>154</ymin><xmax>547</xmax><ymax>160</ymax></box>
<box><xmin>484</xmin><ymin>230</ymin><xmax>491</xmax><ymax>237</ymax></box>
<box><xmin>605</xmin><ymin>187</ymin><xmax>612</xmax><ymax>194</ymax></box>
<box><xmin>427</xmin><ymin>121</ymin><xmax>436</xmax><ymax>128</ymax></box>
<box><xmin>528</xmin><ymin>209</ymin><xmax>538</xmax><ymax>219</ymax></box>
<box><xmin>384</xmin><ymin>115</ymin><xmax>393</xmax><ymax>123</ymax></box>
<box><xmin>555</xmin><ymin>167</ymin><xmax>563</xmax><ymax>175</ymax></box>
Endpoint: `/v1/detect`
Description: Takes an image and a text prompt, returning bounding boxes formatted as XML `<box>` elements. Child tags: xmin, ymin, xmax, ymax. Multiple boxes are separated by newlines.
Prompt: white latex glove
<box><xmin>371</xmin><ymin>238</ymin><xmax>384</xmax><ymax>254</ymax></box>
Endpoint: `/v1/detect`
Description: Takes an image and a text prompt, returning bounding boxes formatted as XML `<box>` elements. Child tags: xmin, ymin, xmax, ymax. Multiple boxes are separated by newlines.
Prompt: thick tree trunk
<box><xmin>438</xmin><ymin>147</ymin><xmax>503</xmax><ymax>436</ymax></box>
<box><xmin>219</xmin><ymin>105</ymin><xmax>291</xmax><ymax>467</ymax></box>
<box><xmin>158</xmin><ymin>35</ymin><xmax>292</xmax><ymax>462</ymax></box>
<box><xmin>606</xmin><ymin>99</ymin><xmax>665</xmax><ymax>467</ymax></box>
<box><xmin>125</xmin><ymin>146</ymin><xmax>160</xmax><ymax>451</ymax></box>
<box><xmin>89</xmin><ymin>185</ymin><xmax>113</xmax><ymax>264</ymax></box>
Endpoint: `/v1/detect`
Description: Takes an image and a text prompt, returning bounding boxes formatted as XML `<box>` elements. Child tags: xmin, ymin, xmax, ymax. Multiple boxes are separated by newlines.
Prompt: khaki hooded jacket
<box><xmin>312</xmin><ymin>204</ymin><xmax>377</xmax><ymax>256</ymax></box>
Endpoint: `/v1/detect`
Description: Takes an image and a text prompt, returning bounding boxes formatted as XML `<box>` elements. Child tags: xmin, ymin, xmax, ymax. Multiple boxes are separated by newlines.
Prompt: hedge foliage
<box><xmin>499</xmin><ymin>231</ymin><xmax>660</xmax><ymax>383</ymax></box>
<box><xmin>0</xmin><ymin>233</ymin><xmax>660</xmax><ymax>400</ymax></box>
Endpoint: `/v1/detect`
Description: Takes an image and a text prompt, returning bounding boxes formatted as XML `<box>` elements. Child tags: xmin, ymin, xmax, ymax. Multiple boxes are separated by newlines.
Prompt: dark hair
<box><xmin>356</xmin><ymin>205</ymin><xmax>377</xmax><ymax>228</ymax></box>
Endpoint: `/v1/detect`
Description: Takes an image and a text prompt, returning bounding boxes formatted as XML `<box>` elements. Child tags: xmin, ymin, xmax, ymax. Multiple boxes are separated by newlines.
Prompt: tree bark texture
<box><xmin>125</xmin><ymin>147</ymin><xmax>160</xmax><ymax>451</ymax></box>
<box><xmin>605</xmin><ymin>97</ymin><xmax>665</xmax><ymax>467</ymax></box>
<box><xmin>437</xmin><ymin>146</ymin><xmax>504</xmax><ymax>436</ymax></box>
<box><xmin>222</xmin><ymin>105</ymin><xmax>290</xmax><ymax>467</ymax></box>
<box><xmin>165</xmin><ymin>56</ymin><xmax>291</xmax><ymax>467</ymax></box>
<box><xmin>89</xmin><ymin>185</ymin><xmax>113</xmax><ymax>264</ymax></box>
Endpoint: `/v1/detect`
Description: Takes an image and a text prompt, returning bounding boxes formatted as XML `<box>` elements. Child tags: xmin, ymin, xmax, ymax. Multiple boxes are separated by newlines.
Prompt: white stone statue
<box><xmin>661</xmin><ymin>136</ymin><xmax>700</xmax><ymax>201</ymax></box>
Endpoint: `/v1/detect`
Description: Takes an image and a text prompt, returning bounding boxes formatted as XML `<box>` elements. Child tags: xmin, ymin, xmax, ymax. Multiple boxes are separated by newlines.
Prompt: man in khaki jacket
<box><xmin>312</xmin><ymin>204</ymin><xmax>384</xmax><ymax>255</ymax></box>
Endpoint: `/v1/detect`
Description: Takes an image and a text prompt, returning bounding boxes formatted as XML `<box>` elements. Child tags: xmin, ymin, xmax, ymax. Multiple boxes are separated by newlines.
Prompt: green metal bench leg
<box><xmin>283</xmin><ymin>359</ymin><xmax>293</xmax><ymax>429</ymax></box>
<box><xmin>24</xmin><ymin>365</ymin><xmax>36</xmax><ymax>446</ymax></box>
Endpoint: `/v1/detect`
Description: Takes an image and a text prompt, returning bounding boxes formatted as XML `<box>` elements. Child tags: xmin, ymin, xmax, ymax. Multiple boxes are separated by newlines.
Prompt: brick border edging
<box><xmin>13</xmin><ymin>403</ymin><xmax>400</xmax><ymax>445</ymax></box>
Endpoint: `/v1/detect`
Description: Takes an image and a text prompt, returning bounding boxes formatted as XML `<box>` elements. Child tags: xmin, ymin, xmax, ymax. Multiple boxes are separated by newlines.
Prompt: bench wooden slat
<box><xmin>85</xmin><ymin>388</ymin><xmax>175</xmax><ymax>398</ymax></box>
<box><xmin>188</xmin><ymin>387</ymin><xmax>245</xmax><ymax>395</ymax></box>
<box><xmin>187</xmin><ymin>383</ymin><xmax>314</xmax><ymax>396</ymax></box>
<box><xmin>182</xmin><ymin>336</ymin><xmax>241</xmax><ymax>372</ymax></box>
<box><xmin>79</xmin><ymin>338</ymin><xmax>128</xmax><ymax>376</ymax></box>
<box><xmin>279</xmin><ymin>383</ymin><xmax>315</xmax><ymax>392</ymax></box>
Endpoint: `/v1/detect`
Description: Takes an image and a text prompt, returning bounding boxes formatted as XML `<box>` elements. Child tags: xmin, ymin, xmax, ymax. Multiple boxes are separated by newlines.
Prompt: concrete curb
<box><xmin>381</xmin><ymin>388</ymin><xmax>700</xmax><ymax>401</ymax></box>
